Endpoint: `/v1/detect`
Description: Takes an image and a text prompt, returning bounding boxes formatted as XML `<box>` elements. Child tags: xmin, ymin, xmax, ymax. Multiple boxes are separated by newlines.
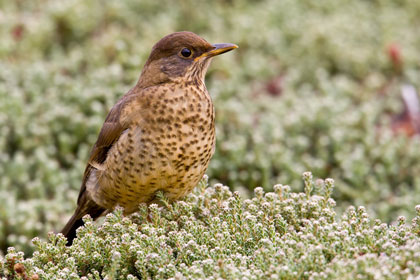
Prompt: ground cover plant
<box><xmin>1</xmin><ymin>174</ymin><xmax>420</xmax><ymax>279</ymax></box>
<box><xmin>1</xmin><ymin>0</ymin><xmax>420</xmax><ymax>277</ymax></box>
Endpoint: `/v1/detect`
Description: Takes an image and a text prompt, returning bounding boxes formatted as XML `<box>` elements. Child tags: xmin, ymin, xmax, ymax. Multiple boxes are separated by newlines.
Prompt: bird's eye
<box><xmin>180</xmin><ymin>48</ymin><xmax>192</xmax><ymax>58</ymax></box>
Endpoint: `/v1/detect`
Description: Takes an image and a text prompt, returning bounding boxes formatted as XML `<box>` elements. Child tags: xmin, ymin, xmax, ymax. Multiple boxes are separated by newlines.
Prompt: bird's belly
<box><xmin>96</xmin><ymin>118</ymin><xmax>215</xmax><ymax>214</ymax></box>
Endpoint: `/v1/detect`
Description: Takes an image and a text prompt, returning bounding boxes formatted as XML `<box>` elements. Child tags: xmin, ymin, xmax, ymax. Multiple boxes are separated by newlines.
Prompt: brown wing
<box><xmin>76</xmin><ymin>93</ymin><xmax>135</xmax><ymax>204</ymax></box>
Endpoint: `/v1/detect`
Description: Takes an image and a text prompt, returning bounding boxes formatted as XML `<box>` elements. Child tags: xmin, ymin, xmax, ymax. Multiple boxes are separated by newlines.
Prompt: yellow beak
<box><xmin>195</xmin><ymin>43</ymin><xmax>238</xmax><ymax>61</ymax></box>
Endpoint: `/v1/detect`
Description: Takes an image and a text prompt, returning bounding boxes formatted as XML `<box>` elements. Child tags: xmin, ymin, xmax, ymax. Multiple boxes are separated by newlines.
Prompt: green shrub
<box><xmin>1</xmin><ymin>0</ymin><xmax>420</xmax><ymax>256</ymax></box>
<box><xmin>1</xmin><ymin>174</ymin><xmax>419</xmax><ymax>279</ymax></box>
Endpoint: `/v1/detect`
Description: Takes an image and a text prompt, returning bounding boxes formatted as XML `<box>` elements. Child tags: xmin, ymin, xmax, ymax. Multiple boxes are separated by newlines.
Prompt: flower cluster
<box><xmin>1</xmin><ymin>174</ymin><xmax>419</xmax><ymax>279</ymax></box>
<box><xmin>1</xmin><ymin>0</ymin><xmax>420</xmax><ymax>260</ymax></box>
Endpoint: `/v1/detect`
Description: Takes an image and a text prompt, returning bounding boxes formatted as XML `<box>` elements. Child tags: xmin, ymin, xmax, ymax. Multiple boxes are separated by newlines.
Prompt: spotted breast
<box><xmin>86</xmin><ymin>81</ymin><xmax>215</xmax><ymax>214</ymax></box>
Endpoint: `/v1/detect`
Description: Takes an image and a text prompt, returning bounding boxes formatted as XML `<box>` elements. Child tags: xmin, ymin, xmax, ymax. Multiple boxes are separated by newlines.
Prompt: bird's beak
<box><xmin>195</xmin><ymin>43</ymin><xmax>238</xmax><ymax>61</ymax></box>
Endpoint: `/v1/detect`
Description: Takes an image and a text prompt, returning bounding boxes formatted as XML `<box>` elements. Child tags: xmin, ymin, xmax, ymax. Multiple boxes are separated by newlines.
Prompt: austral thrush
<box><xmin>61</xmin><ymin>31</ymin><xmax>238</xmax><ymax>245</ymax></box>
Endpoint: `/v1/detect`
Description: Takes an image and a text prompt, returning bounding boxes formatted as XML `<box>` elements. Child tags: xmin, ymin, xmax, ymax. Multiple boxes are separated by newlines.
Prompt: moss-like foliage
<box><xmin>2</xmin><ymin>0</ymin><xmax>420</xmax><ymax>258</ymax></box>
<box><xmin>1</xmin><ymin>174</ymin><xmax>419</xmax><ymax>279</ymax></box>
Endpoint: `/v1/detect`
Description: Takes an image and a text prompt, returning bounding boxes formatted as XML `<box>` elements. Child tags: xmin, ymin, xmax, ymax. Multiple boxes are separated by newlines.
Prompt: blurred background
<box><xmin>1</xmin><ymin>0</ymin><xmax>420</xmax><ymax>255</ymax></box>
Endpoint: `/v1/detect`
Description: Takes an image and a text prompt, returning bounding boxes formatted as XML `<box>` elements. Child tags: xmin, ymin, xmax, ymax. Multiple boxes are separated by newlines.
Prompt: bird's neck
<box><xmin>137</xmin><ymin>58</ymin><xmax>211</xmax><ymax>90</ymax></box>
<box><xmin>136</xmin><ymin>62</ymin><xmax>171</xmax><ymax>89</ymax></box>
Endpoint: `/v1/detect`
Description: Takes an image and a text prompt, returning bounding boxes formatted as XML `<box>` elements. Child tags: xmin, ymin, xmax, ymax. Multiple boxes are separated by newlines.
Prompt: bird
<box><xmin>61</xmin><ymin>31</ymin><xmax>238</xmax><ymax>245</ymax></box>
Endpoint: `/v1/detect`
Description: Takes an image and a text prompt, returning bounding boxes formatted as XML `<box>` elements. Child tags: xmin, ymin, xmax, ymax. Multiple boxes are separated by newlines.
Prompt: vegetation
<box><xmin>1</xmin><ymin>0</ymin><xmax>420</xmax><ymax>278</ymax></box>
<box><xmin>2</xmin><ymin>175</ymin><xmax>420</xmax><ymax>279</ymax></box>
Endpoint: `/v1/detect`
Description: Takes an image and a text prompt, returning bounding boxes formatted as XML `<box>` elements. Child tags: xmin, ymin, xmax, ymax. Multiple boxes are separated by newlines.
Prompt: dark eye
<box><xmin>180</xmin><ymin>48</ymin><xmax>192</xmax><ymax>58</ymax></box>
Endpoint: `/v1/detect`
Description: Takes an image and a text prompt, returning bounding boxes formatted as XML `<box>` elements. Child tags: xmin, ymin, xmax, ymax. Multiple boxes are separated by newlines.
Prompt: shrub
<box><xmin>1</xmin><ymin>174</ymin><xmax>419</xmax><ymax>279</ymax></box>
<box><xmin>1</xmin><ymin>0</ymin><xmax>420</xmax><ymax>256</ymax></box>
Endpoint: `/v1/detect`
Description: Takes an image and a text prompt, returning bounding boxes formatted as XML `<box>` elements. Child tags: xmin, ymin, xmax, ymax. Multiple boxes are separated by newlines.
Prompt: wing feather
<box><xmin>76</xmin><ymin>93</ymin><xmax>136</xmax><ymax>204</ymax></box>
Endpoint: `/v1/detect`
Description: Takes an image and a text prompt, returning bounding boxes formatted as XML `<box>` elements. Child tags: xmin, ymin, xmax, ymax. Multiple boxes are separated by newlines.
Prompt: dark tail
<box><xmin>61</xmin><ymin>196</ymin><xmax>105</xmax><ymax>246</ymax></box>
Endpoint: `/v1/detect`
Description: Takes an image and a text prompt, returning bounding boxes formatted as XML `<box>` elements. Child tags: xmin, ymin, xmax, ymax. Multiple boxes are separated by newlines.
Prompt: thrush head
<box><xmin>137</xmin><ymin>31</ymin><xmax>238</xmax><ymax>88</ymax></box>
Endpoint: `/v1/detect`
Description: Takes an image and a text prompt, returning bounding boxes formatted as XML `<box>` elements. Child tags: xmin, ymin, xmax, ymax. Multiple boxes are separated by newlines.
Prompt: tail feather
<box><xmin>61</xmin><ymin>214</ymin><xmax>86</xmax><ymax>246</ymax></box>
<box><xmin>61</xmin><ymin>196</ymin><xmax>105</xmax><ymax>246</ymax></box>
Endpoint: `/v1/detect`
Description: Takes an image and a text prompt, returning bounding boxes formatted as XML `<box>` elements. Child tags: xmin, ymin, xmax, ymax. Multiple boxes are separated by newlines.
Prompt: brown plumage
<box><xmin>61</xmin><ymin>31</ymin><xmax>237</xmax><ymax>245</ymax></box>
